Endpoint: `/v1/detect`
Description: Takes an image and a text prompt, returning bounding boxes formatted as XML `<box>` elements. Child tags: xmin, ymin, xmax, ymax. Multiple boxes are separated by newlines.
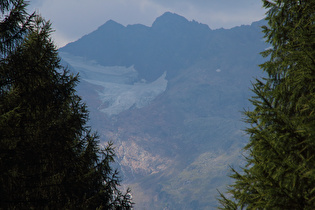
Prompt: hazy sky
<box><xmin>28</xmin><ymin>0</ymin><xmax>266</xmax><ymax>47</ymax></box>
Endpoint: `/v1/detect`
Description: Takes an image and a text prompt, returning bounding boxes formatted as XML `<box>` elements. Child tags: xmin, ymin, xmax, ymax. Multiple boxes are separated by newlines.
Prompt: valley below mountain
<box><xmin>60</xmin><ymin>12</ymin><xmax>267</xmax><ymax>209</ymax></box>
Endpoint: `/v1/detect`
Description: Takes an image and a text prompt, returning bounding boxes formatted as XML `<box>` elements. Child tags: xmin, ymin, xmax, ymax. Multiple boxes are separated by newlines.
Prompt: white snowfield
<box><xmin>60</xmin><ymin>52</ymin><xmax>168</xmax><ymax>116</ymax></box>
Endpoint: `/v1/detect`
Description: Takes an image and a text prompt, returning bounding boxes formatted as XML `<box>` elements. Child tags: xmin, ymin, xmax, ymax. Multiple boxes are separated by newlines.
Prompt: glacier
<box><xmin>60</xmin><ymin>52</ymin><xmax>168</xmax><ymax>116</ymax></box>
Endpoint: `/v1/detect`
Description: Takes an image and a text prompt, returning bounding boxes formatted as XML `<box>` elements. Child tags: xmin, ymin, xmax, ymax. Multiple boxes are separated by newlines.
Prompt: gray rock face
<box><xmin>59</xmin><ymin>12</ymin><xmax>267</xmax><ymax>209</ymax></box>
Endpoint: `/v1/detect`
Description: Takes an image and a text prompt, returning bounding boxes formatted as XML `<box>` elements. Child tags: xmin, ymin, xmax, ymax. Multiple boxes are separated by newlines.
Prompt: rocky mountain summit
<box><xmin>60</xmin><ymin>12</ymin><xmax>267</xmax><ymax>209</ymax></box>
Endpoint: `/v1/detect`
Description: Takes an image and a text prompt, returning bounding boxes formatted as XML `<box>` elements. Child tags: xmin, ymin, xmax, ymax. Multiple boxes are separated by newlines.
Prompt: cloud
<box><xmin>28</xmin><ymin>0</ymin><xmax>266</xmax><ymax>47</ymax></box>
<box><xmin>147</xmin><ymin>0</ymin><xmax>266</xmax><ymax>28</ymax></box>
<box><xmin>29</xmin><ymin>0</ymin><xmax>165</xmax><ymax>46</ymax></box>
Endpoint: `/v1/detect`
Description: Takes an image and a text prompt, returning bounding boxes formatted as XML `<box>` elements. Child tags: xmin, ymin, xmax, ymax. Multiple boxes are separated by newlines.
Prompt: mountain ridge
<box><xmin>60</xmin><ymin>12</ymin><xmax>266</xmax><ymax>82</ymax></box>
<box><xmin>60</xmin><ymin>12</ymin><xmax>267</xmax><ymax>209</ymax></box>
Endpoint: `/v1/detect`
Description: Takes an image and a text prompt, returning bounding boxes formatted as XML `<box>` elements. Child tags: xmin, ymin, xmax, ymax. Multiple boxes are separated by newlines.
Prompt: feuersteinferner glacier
<box><xmin>60</xmin><ymin>52</ymin><xmax>168</xmax><ymax>116</ymax></box>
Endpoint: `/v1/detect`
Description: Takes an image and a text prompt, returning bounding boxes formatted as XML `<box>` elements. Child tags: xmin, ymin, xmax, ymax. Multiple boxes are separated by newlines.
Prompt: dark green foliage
<box><xmin>0</xmin><ymin>1</ymin><xmax>132</xmax><ymax>209</ymax></box>
<box><xmin>219</xmin><ymin>0</ymin><xmax>315</xmax><ymax>209</ymax></box>
<box><xmin>0</xmin><ymin>0</ymin><xmax>35</xmax><ymax>56</ymax></box>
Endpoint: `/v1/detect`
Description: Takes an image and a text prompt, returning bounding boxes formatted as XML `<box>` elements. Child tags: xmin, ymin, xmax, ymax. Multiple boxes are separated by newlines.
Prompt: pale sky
<box><xmin>28</xmin><ymin>0</ymin><xmax>266</xmax><ymax>48</ymax></box>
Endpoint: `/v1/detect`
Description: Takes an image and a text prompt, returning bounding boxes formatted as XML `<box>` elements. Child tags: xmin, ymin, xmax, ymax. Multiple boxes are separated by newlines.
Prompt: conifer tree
<box><xmin>218</xmin><ymin>0</ymin><xmax>315</xmax><ymax>209</ymax></box>
<box><xmin>0</xmin><ymin>1</ymin><xmax>132</xmax><ymax>209</ymax></box>
<box><xmin>0</xmin><ymin>0</ymin><xmax>34</xmax><ymax>56</ymax></box>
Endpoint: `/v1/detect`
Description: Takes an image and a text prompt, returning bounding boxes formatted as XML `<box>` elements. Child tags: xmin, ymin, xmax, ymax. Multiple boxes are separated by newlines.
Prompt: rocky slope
<box><xmin>60</xmin><ymin>12</ymin><xmax>267</xmax><ymax>209</ymax></box>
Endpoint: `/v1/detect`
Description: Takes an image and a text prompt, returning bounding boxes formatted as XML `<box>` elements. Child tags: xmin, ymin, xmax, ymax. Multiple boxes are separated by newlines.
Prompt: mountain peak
<box><xmin>152</xmin><ymin>12</ymin><xmax>189</xmax><ymax>28</ymax></box>
<box><xmin>97</xmin><ymin>19</ymin><xmax>124</xmax><ymax>31</ymax></box>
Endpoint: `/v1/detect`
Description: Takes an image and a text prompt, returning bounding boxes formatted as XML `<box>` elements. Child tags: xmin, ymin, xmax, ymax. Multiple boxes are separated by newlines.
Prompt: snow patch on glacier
<box><xmin>60</xmin><ymin>52</ymin><xmax>168</xmax><ymax>116</ymax></box>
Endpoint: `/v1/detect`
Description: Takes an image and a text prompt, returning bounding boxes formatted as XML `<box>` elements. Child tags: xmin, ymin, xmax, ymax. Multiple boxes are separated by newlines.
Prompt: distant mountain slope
<box><xmin>60</xmin><ymin>12</ymin><xmax>267</xmax><ymax>209</ymax></box>
<box><xmin>60</xmin><ymin>12</ymin><xmax>265</xmax><ymax>82</ymax></box>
